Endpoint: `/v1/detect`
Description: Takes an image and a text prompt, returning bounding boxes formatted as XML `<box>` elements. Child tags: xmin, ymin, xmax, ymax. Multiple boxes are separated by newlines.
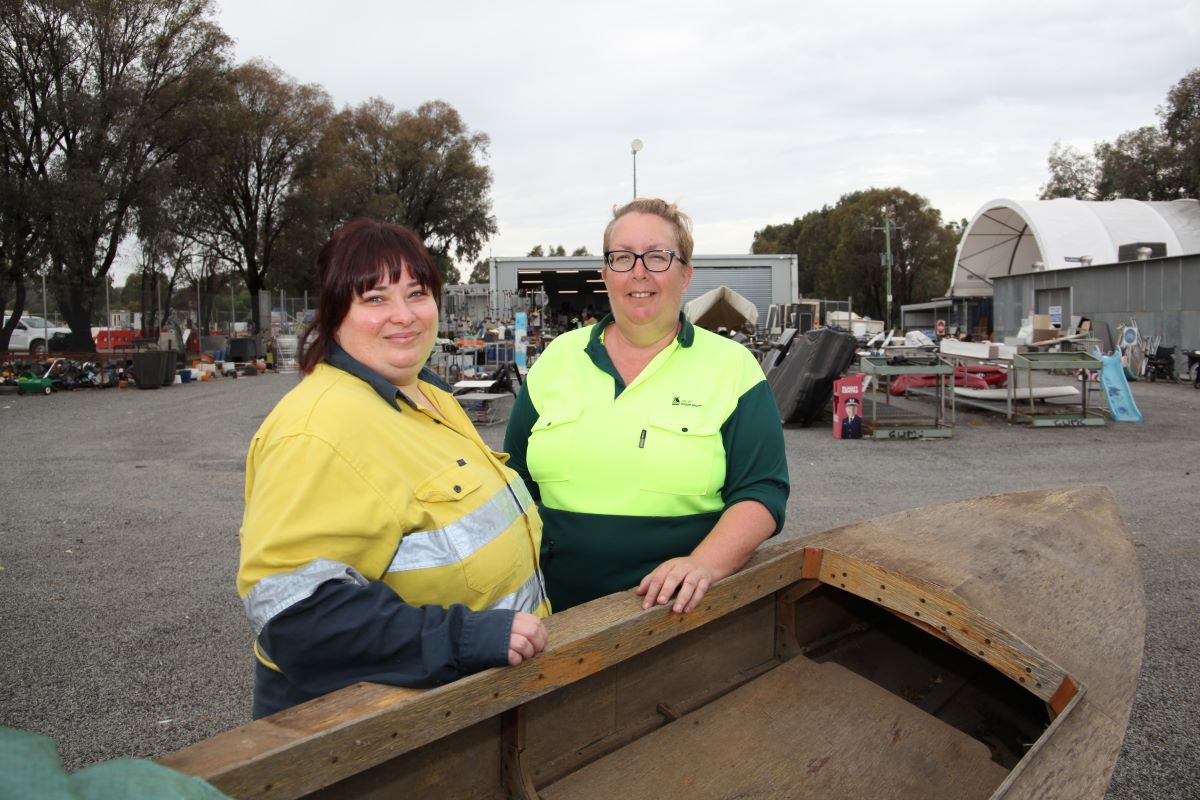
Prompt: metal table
<box><xmin>1010</xmin><ymin>351</ymin><xmax>1105</xmax><ymax>427</ymax></box>
<box><xmin>858</xmin><ymin>355</ymin><xmax>954</xmax><ymax>439</ymax></box>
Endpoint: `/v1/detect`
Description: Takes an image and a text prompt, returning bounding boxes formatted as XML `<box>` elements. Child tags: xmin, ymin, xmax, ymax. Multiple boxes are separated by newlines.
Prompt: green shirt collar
<box><xmin>583</xmin><ymin>311</ymin><xmax>694</xmax><ymax>397</ymax></box>
<box><xmin>586</xmin><ymin>311</ymin><xmax>694</xmax><ymax>348</ymax></box>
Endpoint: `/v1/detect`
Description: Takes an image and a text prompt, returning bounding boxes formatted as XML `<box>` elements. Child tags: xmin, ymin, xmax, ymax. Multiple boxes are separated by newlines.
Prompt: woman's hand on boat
<box><xmin>637</xmin><ymin>558</ymin><xmax>714</xmax><ymax>614</ymax></box>
<box><xmin>508</xmin><ymin>612</ymin><xmax>549</xmax><ymax>666</ymax></box>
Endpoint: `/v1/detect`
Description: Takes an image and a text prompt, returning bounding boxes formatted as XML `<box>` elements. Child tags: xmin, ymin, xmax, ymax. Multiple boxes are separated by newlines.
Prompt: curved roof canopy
<box><xmin>949</xmin><ymin>198</ymin><xmax>1200</xmax><ymax>297</ymax></box>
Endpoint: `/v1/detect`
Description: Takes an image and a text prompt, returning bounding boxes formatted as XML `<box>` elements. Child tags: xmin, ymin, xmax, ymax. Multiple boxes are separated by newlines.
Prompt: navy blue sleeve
<box><xmin>502</xmin><ymin>383</ymin><xmax>541</xmax><ymax>502</ymax></box>
<box><xmin>258</xmin><ymin>579</ymin><xmax>515</xmax><ymax>697</ymax></box>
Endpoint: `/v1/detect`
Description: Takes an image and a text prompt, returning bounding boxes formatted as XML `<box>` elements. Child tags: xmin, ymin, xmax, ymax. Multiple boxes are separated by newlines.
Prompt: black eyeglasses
<box><xmin>602</xmin><ymin>249</ymin><xmax>683</xmax><ymax>272</ymax></box>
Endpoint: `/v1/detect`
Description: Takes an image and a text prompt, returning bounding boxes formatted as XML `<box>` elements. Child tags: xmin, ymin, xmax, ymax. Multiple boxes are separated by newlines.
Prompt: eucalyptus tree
<box><xmin>3</xmin><ymin>0</ymin><xmax>229</xmax><ymax>350</ymax></box>
<box><xmin>1</xmin><ymin>2</ymin><xmax>60</xmax><ymax>348</ymax></box>
<box><xmin>752</xmin><ymin>188</ymin><xmax>958</xmax><ymax>321</ymax></box>
<box><xmin>177</xmin><ymin>60</ymin><xmax>332</xmax><ymax>331</ymax></box>
<box><xmin>313</xmin><ymin>99</ymin><xmax>498</xmax><ymax>284</ymax></box>
<box><xmin>1040</xmin><ymin>67</ymin><xmax>1200</xmax><ymax>202</ymax></box>
<box><xmin>468</xmin><ymin>259</ymin><xmax>490</xmax><ymax>284</ymax></box>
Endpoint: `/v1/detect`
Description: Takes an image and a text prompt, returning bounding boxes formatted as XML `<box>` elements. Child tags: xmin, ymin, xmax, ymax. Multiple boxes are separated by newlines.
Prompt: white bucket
<box><xmin>276</xmin><ymin>335</ymin><xmax>299</xmax><ymax>373</ymax></box>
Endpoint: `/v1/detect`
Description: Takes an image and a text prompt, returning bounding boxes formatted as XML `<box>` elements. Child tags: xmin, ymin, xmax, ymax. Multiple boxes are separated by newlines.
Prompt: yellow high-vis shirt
<box><xmin>239</xmin><ymin>362</ymin><xmax>549</xmax><ymax>674</ymax></box>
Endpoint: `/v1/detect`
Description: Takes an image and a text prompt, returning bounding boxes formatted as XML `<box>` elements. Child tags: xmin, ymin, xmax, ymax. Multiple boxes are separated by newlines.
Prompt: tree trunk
<box><xmin>0</xmin><ymin>281</ymin><xmax>28</xmax><ymax>351</ymax></box>
<box><xmin>244</xmin><ymin>262</ymin><xmax>265</xmax><ymax>332</ymax></box>
<box><xmin>57</xmin><ymin>279</ymin><xmax>98</xmax><ymax>352</ymax></box>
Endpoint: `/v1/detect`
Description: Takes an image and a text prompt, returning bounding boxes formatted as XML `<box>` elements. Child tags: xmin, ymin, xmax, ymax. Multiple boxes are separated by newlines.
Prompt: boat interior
<box><xmin>282</xmin><ymin>550</ymin><xmax>1070</xmax><ymax>800</ymax></box>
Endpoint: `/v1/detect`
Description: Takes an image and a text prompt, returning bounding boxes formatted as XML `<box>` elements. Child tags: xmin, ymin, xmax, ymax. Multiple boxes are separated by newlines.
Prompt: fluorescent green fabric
<box><xmin>505</xmin><ymin>315</ymin><xmax>789</xmax><ymax>609</ymax></box>
<box><xmin>524</xmin><ymin>322</ymin><xmax>764</xmax><ymax>517</ymax></box>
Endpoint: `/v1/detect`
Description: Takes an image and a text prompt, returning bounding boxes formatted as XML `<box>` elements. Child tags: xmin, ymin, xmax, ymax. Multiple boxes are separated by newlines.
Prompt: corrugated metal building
<box><xmin>943</xmin><ymin>198</ymin><xmax>1200</xmax><ymax>361</ymax></box>
<box><xmin>992</xmin><ymin>252</ymin><xmax>1200</xmax><ymax>354</ymax></box>
<box><xmin>488</xmin><ymin>254</ymin><xmax>796</xmax><ymax>330</ymax></box>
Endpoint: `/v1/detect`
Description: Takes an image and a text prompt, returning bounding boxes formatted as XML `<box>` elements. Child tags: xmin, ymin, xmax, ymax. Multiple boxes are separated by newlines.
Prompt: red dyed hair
<box><xmin>299</xmin><ymin>219</ymin><xmax>443</xmax><ymax>374</ymax></box>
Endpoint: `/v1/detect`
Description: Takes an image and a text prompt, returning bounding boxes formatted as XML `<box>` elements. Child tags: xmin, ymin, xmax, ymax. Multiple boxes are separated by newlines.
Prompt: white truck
<box><xmin>2</xmin><ymin>314</ymin><xmax>73</xmax><ymax>355</ymax></box>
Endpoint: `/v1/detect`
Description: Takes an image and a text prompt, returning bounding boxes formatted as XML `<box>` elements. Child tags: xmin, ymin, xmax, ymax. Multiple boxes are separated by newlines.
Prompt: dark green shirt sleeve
<box><xmin>503</xmin><ymin>383</ymin><xmax>541</xmax><ymax>502</ymax></box>
<box><xmin>720</xmin><ymin>380</ymin><xmax>790</xmax><ymax>534</ymax></box>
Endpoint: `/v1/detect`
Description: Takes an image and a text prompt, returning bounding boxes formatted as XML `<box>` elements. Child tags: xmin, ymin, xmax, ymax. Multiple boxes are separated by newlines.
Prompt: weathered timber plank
<box><xmin>539</xmin><ymin>657</ymin><xmax>1009</xmax><ymax>800</ymax></box>
<box><xmin>815</xmin><ymin>549</ymin><xmax>1071</xmax><ymax>705</ymax></box>
<box><xmin>994</xmin><ymin>696</ymin><xmax>1127</xmax><ymax>800</ymax></box>
<box><xmin>522</xmin><ymin>598</ymin><xmax>777</xmax><ymax>787</ymax></box>
<box><xmin>305</xmin><ymin>719</ymin><xmax>505</xmax><ymax>800</ymax></box>
<box><xmin>500</xmin><ymin>708</ymin><xmax>538</xmax><ymax>800</ymax></box>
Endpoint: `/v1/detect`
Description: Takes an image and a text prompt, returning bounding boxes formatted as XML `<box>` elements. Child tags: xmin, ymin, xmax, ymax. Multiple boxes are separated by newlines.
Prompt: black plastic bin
<box><xmin>767</xmin><ymin>327</ymin><xmax>858</xmax><ymax>426</ymax></box>
<box><xmin>161</xmin><ymin>350</ymin><xmax>179</xmax><ymax>385</ymax></box>
<box><xmin>131</xmin><ymin>350</ymin><xmax>175</xmax><ymax>389</ymax></box>
<box><xmin>226</xmin><ymin>338</ymin><xmax>259</xmax><ymax>363</ymax></box>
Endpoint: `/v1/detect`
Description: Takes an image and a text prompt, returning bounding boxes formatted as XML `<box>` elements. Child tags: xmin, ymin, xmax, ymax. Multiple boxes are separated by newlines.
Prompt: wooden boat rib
<box><xmin>162</xmin><ymin>485</ymin><xmax>1143</xmax><ymax>799</ymax></box>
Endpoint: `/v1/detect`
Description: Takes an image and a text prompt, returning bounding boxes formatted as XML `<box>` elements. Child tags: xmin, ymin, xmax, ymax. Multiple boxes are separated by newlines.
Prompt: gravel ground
<box><xmin>0</xmin><ymin>368</ymin><xmax>1196</xmax><ymax>797</ymax></box>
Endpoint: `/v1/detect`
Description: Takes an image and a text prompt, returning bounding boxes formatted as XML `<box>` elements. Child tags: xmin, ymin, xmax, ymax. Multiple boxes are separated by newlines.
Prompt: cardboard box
<box><xmin>1033</xmin><ymin>314</ymin><xmax>1052</xmax><ymax>330</ymax></box>
<box><xmin>1033</xmin><ymin>329</ymin><xmax>1058</xmax><ymax>343</ymax></box>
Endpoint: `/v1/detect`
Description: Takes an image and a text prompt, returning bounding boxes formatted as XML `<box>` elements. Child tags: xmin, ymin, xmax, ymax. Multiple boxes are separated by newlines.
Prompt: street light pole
<box><xmin>41</xmin><ymin>273</ymin><xmax>49</xmax><ymax>349</ymax></box>
<box><xmin>196</xmin><ymin>259</ymin><xmax>202</xmax><ymax>335</ymax></box>
<box><xmin>631</xmin><ymin>138</ymin><xmax>643</xmax><ymax>199</ymax></box>
<box><xmin>883</xmin><ymin>213</ymin><xmax>894</xmax><ymax>332</ymax></box>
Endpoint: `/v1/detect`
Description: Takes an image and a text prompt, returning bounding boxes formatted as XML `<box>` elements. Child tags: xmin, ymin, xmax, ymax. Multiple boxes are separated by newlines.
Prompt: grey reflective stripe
<box><xmin>244</xmin><ymin>558</ymin><xmax>368</xmax><ymax>635</ymax></box>
<box><xmin>488</xmin><ymin>568</ymin><xmax>547</xmax><ymax>614</ymax></box>
<box><xmin>387</xmin><ymin>479</ymin><xmax>533</xmax><ymax>573</ymax></box>
<box><xmin>510</xmin><ymin>477</ymin><xmax>534</xmax><ymax>511</ymax></box>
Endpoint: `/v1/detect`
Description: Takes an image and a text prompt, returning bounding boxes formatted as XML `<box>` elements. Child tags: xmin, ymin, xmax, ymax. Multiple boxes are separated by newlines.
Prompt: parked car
<box><xmin>2</xmin><ymin>315</ymin><xmax>73</xmax><ymax>356</ymax></box>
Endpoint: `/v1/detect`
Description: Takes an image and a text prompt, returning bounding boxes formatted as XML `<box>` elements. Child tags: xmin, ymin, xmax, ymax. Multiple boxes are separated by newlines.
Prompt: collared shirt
<box><xmin>238</xmin><ymin>344</ymin><xmax>548</xmax><ymax>716</ymax></box>
<box><xmin>324</xmin><ymin>339</ymin><xmax>451</xmax><ymax>409</ymax></box>
<box><xmin>504</xmin><ymin>312</ymin><xmax>788</xmax><ymax>609</ymax></box>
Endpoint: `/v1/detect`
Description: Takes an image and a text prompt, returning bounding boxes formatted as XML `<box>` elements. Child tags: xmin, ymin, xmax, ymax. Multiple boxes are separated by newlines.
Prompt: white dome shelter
<box><xmin>949</xmin><ymin>198</ymin><xmax>1200</xmax><ymax>298</ymax></box>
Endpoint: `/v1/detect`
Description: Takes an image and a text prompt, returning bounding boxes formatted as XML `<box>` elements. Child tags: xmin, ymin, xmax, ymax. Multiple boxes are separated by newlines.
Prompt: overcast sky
<box><xmin>210</xmin><ymin>0</ymin><xmax>1199</xmax><ymax>275</ymax></box>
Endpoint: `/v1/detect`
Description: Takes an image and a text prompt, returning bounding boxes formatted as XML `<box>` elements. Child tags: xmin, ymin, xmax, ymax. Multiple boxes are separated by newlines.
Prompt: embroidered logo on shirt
<box><xmin>672</xmin><ymin>396</ymin><xmax>702</xmax><ymax>407</ymax></box>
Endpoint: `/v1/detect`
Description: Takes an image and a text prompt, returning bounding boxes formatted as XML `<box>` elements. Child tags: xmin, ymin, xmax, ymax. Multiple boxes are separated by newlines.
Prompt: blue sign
<box><xmin>514</xmin><ymin>311</ymin><xmax>528</xmax><ymax>369</ymax></box>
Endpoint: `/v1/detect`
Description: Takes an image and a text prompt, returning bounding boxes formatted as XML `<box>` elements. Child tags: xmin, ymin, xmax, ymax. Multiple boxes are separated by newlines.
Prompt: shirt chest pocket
<box><xmin>526</xmin><ymin>408</ymin><xmax>583</xmax><ymax>484</ymax></box>
<box><xmin>639</xmin><ymin>422</ymin><xmax>723</xmax><ymax>496</ymax></box>
<box><xmin>414</xmin><ymin>464</ymin><xmax>483</xmax><ymax>503</ymax></box>
<box><xmin>410</xmin><ymin>464</ymin><xmax>516</xmax><ymax>595</ymax></box>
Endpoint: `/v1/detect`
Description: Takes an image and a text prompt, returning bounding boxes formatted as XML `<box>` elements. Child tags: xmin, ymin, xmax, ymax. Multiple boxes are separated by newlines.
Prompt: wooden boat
<box><xmin>162</xmin><ymin>486</ymin><xmax>1143</xmax><ymax>799</ymax></box>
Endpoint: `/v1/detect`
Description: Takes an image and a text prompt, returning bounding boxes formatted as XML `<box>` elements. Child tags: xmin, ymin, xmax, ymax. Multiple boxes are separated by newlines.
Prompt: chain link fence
<box><xmin>2</xmin><ymin>273</ymin><xmax>320</xmax><ymax>353</ymax></box>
